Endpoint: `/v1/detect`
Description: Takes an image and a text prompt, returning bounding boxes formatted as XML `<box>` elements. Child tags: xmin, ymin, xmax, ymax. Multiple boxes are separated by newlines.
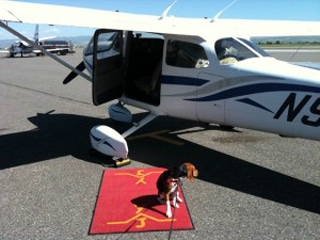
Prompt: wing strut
<box><xmin>122</xmin><ymin>113</ymin><xmax>157</xmax><ymax>138</ymax></box>
<box><xmin>0</xmin><ymin>21</ymin><xmax>91</xmax><ymax>81</ymax></box>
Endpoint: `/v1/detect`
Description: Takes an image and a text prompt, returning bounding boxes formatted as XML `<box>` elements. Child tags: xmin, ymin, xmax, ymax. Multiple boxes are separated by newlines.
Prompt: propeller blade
<box><xmin>63</xmin><ymin>61</ymin><xmax>86</xmax><ymax>84</ymax></box>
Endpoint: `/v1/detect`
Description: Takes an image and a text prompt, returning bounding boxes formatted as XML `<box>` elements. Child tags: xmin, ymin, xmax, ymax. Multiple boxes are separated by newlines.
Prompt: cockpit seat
<box><xmin>134</xmin><ymin>61</ymin><xmax>161</xmax><ymax>95</ymax></box>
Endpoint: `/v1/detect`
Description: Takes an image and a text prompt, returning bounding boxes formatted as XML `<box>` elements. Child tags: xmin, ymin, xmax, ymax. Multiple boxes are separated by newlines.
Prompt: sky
<box><xmin>0</xmin><ymin>0</ymin><xmax>319</xmax><ymax>40</ymax></box>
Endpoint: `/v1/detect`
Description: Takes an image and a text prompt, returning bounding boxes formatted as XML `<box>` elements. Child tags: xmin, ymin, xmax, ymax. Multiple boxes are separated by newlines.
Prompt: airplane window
<box><xmin>84</xmin><ymin>32</ymin><xmax>121</xmax><ymax>58</ymax></box>
<box><xmin>166</xmin><ymin>40</ymin><xmax>209</xmax><ymax>68</ymax></box>
<box><xmin>215</xmin><ymin>37</ymin><xmax>258</xmax><ymax>64</ymax></box>
<box><xmin>97</xmin><ymin>32</ymin><xmax>120</xmax><ymax>54</ymax></box>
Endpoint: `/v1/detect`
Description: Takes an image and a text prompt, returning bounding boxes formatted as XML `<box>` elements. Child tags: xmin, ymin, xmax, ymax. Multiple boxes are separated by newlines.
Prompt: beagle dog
<box><xmin>156</xmin><ymin>163</ymin><xmax>198</xmax><ymax>218</ymax></box>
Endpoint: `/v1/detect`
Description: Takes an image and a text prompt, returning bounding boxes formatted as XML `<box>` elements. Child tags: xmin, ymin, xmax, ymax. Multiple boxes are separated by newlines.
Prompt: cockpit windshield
<box><xmin>215</xmin><ymin>37</ymin><xmax>269</xmax><ymax>64</ymax></box>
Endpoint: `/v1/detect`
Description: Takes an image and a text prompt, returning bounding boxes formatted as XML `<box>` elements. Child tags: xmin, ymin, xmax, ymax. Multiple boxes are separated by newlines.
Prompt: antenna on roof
<box><xmin>211</xmin><ymin>0</ymin><xmax>238</xmax><ymax>22</ymax></box>
<box><xmin>159</xmin><ymin>0</ymin><xmax>179</xmax><ymax>19</ymax></box>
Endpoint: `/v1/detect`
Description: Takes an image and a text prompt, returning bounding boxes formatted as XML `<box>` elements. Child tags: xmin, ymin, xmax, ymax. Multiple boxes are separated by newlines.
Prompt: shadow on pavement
<box><xmin>1</xmin><ymin>111</ymin><xmax>319</xmax><ymax>214</ymax></box>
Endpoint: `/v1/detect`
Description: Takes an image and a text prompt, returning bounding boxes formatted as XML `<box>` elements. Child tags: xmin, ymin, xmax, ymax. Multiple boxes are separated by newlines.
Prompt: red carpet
<box><xmin>89</xmin><ymin>167</ymin><xmax>194</xmax><ymax>234</ymax></box>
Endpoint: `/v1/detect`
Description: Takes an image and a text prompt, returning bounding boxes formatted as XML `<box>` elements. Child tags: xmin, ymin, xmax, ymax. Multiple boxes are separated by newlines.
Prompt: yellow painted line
<box><xmin>115</xmin><ymin>171</ymin><xmax>163</xmax><ymax>178</ymax></box>
<box><xmin>107</xmin><ymin>213</ymin><xmax>175</xmax><ymax>225</ymax></box>
<box><xmin>114</xmin><ymin>171</ymin><xmax>164</xmax><ymax>185</ymax></box>
<box><xmin>127</xmin><ymin>130</ymin><xmax>184</xmax><ymax>146</ymax></box>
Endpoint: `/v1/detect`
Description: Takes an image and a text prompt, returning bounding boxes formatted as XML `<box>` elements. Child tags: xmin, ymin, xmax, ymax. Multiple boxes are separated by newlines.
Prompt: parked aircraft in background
<box><xmin>0</xmin><ymin>24</ymin><xmax>53</xmax><ymax>57</ymax></box>
<box><xmin>0</xmin><ymin>23</ymin><xmax>74</xmax><ymax>57</ymax></box>
<box><xmin>0</xmin><ymin>1</ymin><xmax>319</xmax><ymax>160</ymax></box>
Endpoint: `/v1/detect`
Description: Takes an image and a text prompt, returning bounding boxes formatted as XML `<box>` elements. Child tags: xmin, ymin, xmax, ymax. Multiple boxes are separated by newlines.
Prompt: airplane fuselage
<box><xmin>85</xmin><ymin>30</ymin><xmax>320</xmax><ymax>141</ymax></box>
<box><xmin>123</xmin><ymin>57</ymin><xmax>320</xmax><ymax>141</ymax></box>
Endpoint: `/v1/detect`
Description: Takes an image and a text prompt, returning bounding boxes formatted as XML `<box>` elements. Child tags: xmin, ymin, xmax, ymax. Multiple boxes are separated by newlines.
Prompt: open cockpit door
<box><xmin>92</xmin><ymin>29</ymin><xmax>124</xmax><ymax>105</ymax></box>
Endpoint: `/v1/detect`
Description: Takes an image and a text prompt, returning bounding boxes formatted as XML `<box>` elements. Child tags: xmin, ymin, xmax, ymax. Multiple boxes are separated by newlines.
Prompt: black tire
<box><xmin>219</xmin><ymin>125</ymin><xmax>235</xmax><ymax>130</ymax></box>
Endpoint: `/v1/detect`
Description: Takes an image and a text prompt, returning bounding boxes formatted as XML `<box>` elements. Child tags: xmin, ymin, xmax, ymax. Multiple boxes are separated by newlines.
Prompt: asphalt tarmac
<box><xmin>1</xmin><ymin>50</ymin><xmax>319</xmax><ymax>240</ymax></box>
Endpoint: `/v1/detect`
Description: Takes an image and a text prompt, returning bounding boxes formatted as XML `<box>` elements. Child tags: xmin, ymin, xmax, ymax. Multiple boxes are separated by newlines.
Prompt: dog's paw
<box><xmin>166</xmin><ymin>211</ymin><xmax>172</xmax><ymax>218</ymax></box>
<box><xmin>177</xmin><ymin>196</ymin><xmax>183</xmax><ymax>203</ymax></box>
<box><xmin>173</xmin><ymin>203</ymin><xmax>180</xmax><ymax>209</ymax></box>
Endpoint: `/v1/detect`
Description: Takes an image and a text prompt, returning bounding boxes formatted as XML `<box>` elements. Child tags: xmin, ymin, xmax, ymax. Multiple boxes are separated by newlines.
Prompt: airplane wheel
<box><xmin>219</xmin><ymin>125</ymin><xmax>235</xmax><ymax>130</ymax></box>
<box><xmin>89</xmin><ymin>148</ymin><xmax>98</xmax><ymax>156</ymax></box>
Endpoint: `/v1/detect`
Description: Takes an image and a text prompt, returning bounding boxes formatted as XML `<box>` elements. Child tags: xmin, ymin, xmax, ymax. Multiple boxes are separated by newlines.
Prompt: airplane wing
<box><xmin>1</xmin><ymin>1</ymin><xmax>319</xmax><ymax>38</ymax></box>
<box><xmin>213</xmin><ymin>19</ymin><xmax>320</xmax><ymax>37</ymax></box>
<box><xmin>0</xmin><ymin>0</ymin><xmax>183</xmax><ymax>34</ymax></box>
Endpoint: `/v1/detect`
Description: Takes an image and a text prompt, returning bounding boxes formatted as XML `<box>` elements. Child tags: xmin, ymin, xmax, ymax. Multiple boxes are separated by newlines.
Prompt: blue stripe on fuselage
<box><xmin>186</xmin><ymin>83</ymin><xmax>320</xmax><ymax>102</ymax></box>
<box><xmin>161</xmin><ymin>75</ymin><xmax>208</xmax><ymax>86</ymax></box>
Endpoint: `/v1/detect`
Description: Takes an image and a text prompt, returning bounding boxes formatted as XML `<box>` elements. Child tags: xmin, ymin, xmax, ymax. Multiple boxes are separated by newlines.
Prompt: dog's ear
<box><xmin>192</xmin><ymin>168</ymin><xmax>198</xmax><ymax>179</ymax></box>
<box><xmin>185</xmin><ymin>163</ymin><xmax>198</xmax><ymax>182</ymax></box>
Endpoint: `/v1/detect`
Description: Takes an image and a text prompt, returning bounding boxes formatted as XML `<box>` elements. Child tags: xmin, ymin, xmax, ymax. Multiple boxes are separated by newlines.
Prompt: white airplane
<box><xmin>0</xmin><ymin>23</ymin><xmax>57</xmax><ymax>57</ymax></box>
<box><xmin>1</xmin><ymin>0</ymin><xmax>320</xmax><ymax>160</ymax></box>
<box><xmin>7</xmin><ymin>24</ymin><xmax>39</xmax><ymax>57</ymax></box>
